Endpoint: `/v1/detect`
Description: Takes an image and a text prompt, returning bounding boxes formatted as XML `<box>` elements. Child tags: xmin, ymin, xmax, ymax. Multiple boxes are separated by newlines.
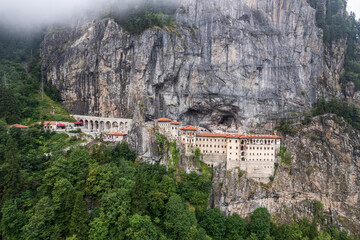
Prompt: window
<box><xmin>229</xmin><ymin>140</ymin><xmax>231</xmax><ymax>143</ymax></box>
<box><xmin>230</xmin><ymin>146</ymin><xmax>232</xmax><ymax>149</ymax></box>
<box><xmin>235</xmin><ymin>140</ymin><xmax>237</xmax><ymax>143</ymax></box>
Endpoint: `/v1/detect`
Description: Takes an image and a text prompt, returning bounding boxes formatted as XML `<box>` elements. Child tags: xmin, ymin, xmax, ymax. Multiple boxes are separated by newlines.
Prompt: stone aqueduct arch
<box><xmin>72</xmin><ymin>115</ymin><xmax>132</xmax><ymax>133</ymax></box>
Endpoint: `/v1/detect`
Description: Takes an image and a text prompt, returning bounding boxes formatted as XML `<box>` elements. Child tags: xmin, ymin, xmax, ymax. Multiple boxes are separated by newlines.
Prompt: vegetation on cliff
<box><xmin>105</xmin><ymin>1</ymin><xmax>176</xmax><ymax>34</ymax></box>
<box><xmin>0</xmin><ymin>26</ymin><xmax>73</xmax><ymax>125</ymax></box>
<box><xmin>0</xmin><ymin>125</ymin><xmax>358</xmax><ymax>239</ymax></box>
<box><xmin>307</xmin><ymin>0</ymin><xmax>360</xmax><ymax>90</ymax></box>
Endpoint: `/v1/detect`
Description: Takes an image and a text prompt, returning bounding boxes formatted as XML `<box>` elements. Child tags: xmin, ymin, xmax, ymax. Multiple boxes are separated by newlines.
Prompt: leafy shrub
<box><xmin>278</xmin><ymin>146</ymin><xmax>291</xmax><ymax>166</ymax></box>
<box><xmin>278</xmin><ymin>119</ymin><xmax>292</xmax><ymax>134</ymax></box>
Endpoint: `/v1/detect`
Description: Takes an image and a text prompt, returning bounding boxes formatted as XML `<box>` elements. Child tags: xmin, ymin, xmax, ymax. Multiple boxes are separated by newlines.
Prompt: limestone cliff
<box><xmin>212</xmin><ymin>114</ymin><xmax>360</xmax><ymax>235</ymax></box>
<box><xmin>41</xmin><ymin>0</ymin><xmax>344</xmax><ymax>130</ymax></box>
<box><xmin>40</xmin><ymin>0</ymin><xmax>360</xmax><ymax>235</ymax></box>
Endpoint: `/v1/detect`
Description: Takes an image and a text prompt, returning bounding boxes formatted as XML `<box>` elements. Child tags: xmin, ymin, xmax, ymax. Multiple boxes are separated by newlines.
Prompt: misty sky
<box><xmin>0</xmin><ymin>0</ymin><xmax>139</xmax><ymax>30</ymax></box>
<box><xmin>348</xmin><ymin>0</ymin><xmax>360</xmax><ymax>19</ymax></box>
<box><xmin>1</xmin><ymin>0</ymin><xmax>360</xmax><ymax>31</ymax></box>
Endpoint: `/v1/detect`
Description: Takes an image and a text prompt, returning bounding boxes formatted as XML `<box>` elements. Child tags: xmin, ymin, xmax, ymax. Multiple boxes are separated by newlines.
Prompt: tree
<box><xmin>1</xmin><ymin>136</ymin><xmax>22</xmax><ymax>200</ymax></box>
<box><xmin>246</xmin><ymin>233</ymin><xmax>259</xmax><ymax>240</ymax></box>
<box><xmin>22</xmin><ymin>197</ymin><xmax>55</xmax><ymax>240</ymax></box>
<box><xmin>125</xmin><ymin>214</ymin><xmax>159</xmax><ymax>240</ymax></box>
<box><xmin>100</xmin><ymin>188</ymin><xmax>131</xmax><ymax>238</ymax></box>
<box><xmin>52</xmin><ymin>178</ymin><xmax>75</xmax><ymax>237</ymax></box>
<box><xmin>314</xmin><ymin>232</ymin><xmax>332</xmax><ymax>240</ymax></box>
<box><xmin>111</xmin><ymin>141</ymin><xmax>137</xmax><ymax>162</ymax></box>
<box><xmin>0</xmin><ymin>84</ymin><xmax>20</xmax><ymax>124</ymax></box>
<box><xmin>199</xmin><ymin>208</ymin><xmax>226</xmax><ymax>240</ymax></box>
<box><xmin>164</xmin><ymin>194</ymin><xmax>197</xmax><ymax>240</ymax></box>
<box><xmin>0</xmin><ymin>199</ymin><xmax>27</xmax><ymax>239</ymax></box>
<box><xmin>131</xmin><ymin>169</ymin><xmax>148</xmax><ymax>215</ymax></box>
<box><xmin>69</xmin><ymin>192</ymin><xmax>89</xmax><ymax>240</ymax></box>
<box><xmin>225</xmin><ymin>213</ymin><xmax>246</xmax><ymax>240</ymax></box>
<box><xmin>89</xmin><ymin>212</ymin><xmax>109</xmax><ymax>240</ymax></box>
<box><xmin>248</xmin><ymin>207</ymin><xmax>271</xmax><ymax>240</ymax></box>
<box><xmin>147</xmin><ymin>190</ymin><xmax>167</xmax><ymax>218</ymax></box>
<box><xmin>272</xmin><ymin>223</ymin><xmax>303</xmax><ymax>240</ymax></box>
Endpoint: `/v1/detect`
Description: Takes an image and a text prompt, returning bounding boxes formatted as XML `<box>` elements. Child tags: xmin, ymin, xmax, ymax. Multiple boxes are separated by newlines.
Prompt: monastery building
<box><xmin>156</xmin><ymin>118</ymin><xmax>281</xmax><ymax>181</ymax></box>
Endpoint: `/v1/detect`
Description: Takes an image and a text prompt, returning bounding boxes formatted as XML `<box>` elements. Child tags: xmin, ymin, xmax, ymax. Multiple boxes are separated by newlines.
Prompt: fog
<box><xmin>348</xmin><ymin>0</ymin><xmax>360</xmax><ymax>19</ymax></box>
<box><xmin>0</xmin><ymin>0</ymin><xmax>179</xmax><ymax>32</ymax></box>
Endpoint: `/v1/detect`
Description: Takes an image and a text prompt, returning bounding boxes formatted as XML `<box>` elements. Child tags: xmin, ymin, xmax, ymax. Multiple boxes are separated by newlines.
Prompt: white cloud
<box><xmin>0</xmin><ymin>0</ymin><xmax>179</xmax><ymax>31</ymax></box>
<box><xmin>347</xmin><ymin>0</ymin><xmax>360</xmax><ymax>19</ymax></box>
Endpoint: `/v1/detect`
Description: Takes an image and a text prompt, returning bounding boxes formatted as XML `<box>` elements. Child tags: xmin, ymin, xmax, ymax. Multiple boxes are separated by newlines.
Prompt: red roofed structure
<box><xmin>9</xmin><ymin>124</ymin><xmax>29</xmax><ymax>129</ymax></box>
<box><xmin>196</xmin><ymin>133</ymin><xmax>281</xmax><ymax>139</ymax></box>
<box><xmin>157</xmin><ymin>118</ymin><xmax>172</xmax><ymax>122</ymax></box>
<box><xmin>107</xmin><ymin>132</ymin><xmax>127</xmax><ymax>136</ymax></box>
<box><xmin>197</xmin><ymin>133</ymin><xmax>229</xmax><ymax>138</ymax></box>
<box><xmin>43</xmin><ymin>122</ymin><xmax>57</xmax><ymax>126</ymax></box>
<box><xmin>180</xmin><ymin>126</ymin><xmax>198</xmax><ymax>131</ymax></box>
<box><xmin>171</xmin><ymin>121</ymin><xmax>181</xmax><ymax>125</ymax></box>
<box><xmin>104</xmin><ymin>132</ymin><xmax>127</xmax><ymax>142</ymax></box>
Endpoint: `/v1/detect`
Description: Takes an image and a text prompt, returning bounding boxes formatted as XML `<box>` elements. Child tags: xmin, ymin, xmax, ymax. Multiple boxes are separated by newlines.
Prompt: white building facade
<box><xmin>156</xmin><ymin>118</ymin><xmax>281</xmax><ymax>181</ymax></box>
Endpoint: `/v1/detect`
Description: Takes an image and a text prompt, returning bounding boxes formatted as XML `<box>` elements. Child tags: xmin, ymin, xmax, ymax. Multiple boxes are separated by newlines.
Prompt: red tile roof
<box><xmin>43</xmin><ymin>122</ymin><xmax>57</xmax><ymax>126</ymax></box>
<box><xmin>171</xmin><ymin>121</ymin><xmax>181</xmax><ymax>125</ymax></box>
<box><xmin>157</xmin><ymin>118</ymin><xmax>172</xmax><ymax>122</ymax></box>
<box><xmin>107</xmin><ymin>132</ymin><xmax>127</xmax><ymax>136</ymax></box>
<box><xmin>196</xmin><ymin>133</ymin><xmax>281</xmax><ymax>139</ymax></box>
<box><xmin>9</xmin><ymin>124</ymin><xmax>29</xmax><ymax>129</ymax></box>
<box><xmin>57</xmin><ymin>124</ymin><xmax>66</xmax><ymax>127</ymax></box>
<box><xmin>242</xmin><ymin>134</ymin><xmax>281</xmax><ymax>139</ymax></box>
<box><xmin>180</xmin><ymin>126</ymin><xmax>198</xmax><ymax>131</ymax></box>
<box><xmin>196</xmin><ymin>133</ymin><xmax>228</xmax><ymax>138</ymax></box>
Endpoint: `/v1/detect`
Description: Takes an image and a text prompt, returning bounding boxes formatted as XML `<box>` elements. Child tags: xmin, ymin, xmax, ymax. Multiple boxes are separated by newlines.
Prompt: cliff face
<box><xmin>40</xmin><ymin>0</ymin><xmax>360</xmax><ymax>233</ymax></box>
<box><xmin>212</xmin><ymin>115</ymin><xmax>360</xmax><ymax>235</ymax></box>
<box><xmin>41</xmin><ymin>0</ymin><xmax>344</xmax><ymax>130</ymax></box>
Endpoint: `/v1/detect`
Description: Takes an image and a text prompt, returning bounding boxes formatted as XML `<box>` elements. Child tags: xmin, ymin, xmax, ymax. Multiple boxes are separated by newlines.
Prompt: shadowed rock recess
<box><xmin>41</xmin><ymin>0</ymin><xmax>359</xmax><ymax>234</ymax></box>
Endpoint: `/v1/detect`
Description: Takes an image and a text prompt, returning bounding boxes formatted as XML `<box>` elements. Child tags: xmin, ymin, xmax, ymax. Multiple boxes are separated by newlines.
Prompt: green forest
<box><xmin>1</xmin><ymin>0</ymin><xmax>360</xmax><ymax>239</ymax></box>
<box><xmin>0</xmin><ymin>125</ymin><xmax>357</xmax><ymax>240</ymax></box>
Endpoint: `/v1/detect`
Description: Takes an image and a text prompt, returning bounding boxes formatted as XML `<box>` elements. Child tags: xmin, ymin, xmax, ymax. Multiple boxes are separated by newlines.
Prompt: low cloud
<box><xmin>0</xmin><ymin>0</ymin><xmax>179</xmax><ymax>32</ymax></box>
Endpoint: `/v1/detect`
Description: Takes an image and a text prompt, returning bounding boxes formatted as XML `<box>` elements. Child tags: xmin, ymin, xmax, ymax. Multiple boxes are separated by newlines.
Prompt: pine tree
<box><xmin>131</xmin><ymin>170</ymin><xmax>148</xmax><ymax>215</ymax></box>
<box><xmin>248</xmin><ymin>207</ymin><xmax>271</xmax><ymax>240</ymax></box>
<box><xmin>69</xmin><ymin>192</ymin><xmax>89</xmax><ymax>240</ymax></box>
<box><xmin>1</xmin><ymin>136</ymin><xmax>22</xmax><ymax>200</ymax></box>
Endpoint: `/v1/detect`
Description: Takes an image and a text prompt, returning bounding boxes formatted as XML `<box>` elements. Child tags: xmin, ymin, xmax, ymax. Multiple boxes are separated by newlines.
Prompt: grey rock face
<box><xmin>212</xmin><ymin>115</ymin><xmax>360</xmax><ymax>235</ymax></box>
<box><xmin>40</xmin><ymin>0</ymin><xmax>360</xmax><ymax>233</ymax></box>
<box><xmin>41</xmin><ymin>0</ymin><xmax>343</xmax><ymax>131</ymax></box>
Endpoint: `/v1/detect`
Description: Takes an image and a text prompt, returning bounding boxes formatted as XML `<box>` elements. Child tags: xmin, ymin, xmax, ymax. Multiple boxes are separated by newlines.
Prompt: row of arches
<box><xmin>79</xmin><ymin>119</ymin><xmax>129</xmax><ymax>132</ymax></box>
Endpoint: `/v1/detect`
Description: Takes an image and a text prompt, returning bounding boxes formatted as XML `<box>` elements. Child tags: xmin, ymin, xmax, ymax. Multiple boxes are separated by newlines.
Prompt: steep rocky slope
<box><xmin>40</xmin><ymin>0</ymin><xmax>360</xmax><ymax>235</ymax></box>
<box><xmin>41</xmin><ymin>0</ymin><xmax>345</xmax><ymax>130</ymax></box>
<box><xmin>212</xmin><ymin>114</ymin><xmax>360</xmax><ymax>235</ymax></box>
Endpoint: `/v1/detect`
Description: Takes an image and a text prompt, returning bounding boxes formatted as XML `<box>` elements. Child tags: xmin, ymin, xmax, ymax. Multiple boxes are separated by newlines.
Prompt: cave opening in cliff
<box><xmin>219</xmin><ymin>114</ymin><xmax>235</xmax><ymax>126</ymax></box>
